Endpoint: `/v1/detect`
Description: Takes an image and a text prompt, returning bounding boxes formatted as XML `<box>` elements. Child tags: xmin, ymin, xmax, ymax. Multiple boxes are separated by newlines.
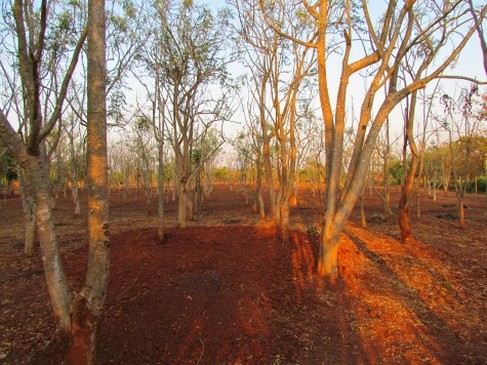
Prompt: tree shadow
<box><xmin>344</xmin><ymin>228</ymin><xmax>470</xmax><ymax>364</ymax></box>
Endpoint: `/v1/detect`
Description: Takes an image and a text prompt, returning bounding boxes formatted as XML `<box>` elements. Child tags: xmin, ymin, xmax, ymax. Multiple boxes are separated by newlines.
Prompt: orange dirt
<box><xmin>0</xmin><ymin>184</ymin><xmax>486</xmax><ymax>364</ymax></box>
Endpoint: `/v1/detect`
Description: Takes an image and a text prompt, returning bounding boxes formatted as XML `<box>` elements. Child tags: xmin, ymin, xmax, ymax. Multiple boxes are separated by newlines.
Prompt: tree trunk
<box><xmin>398</xmin><ymin>172</ymin><xmax>415</xmax><ymax>242</ymax></box>
<box><xmin>263</xmin><ymin>145</ymin><xmax>276</xmax><ymax>219</ymax></box>
<box><xmin>398</xmin><ymin>93</ymin><xmax>421</xmax><ymax>242</ymax></box>
<box><xmin>458</xmin><ymin>196</ymin><xmax>465</xmax><ymax>229</ymax></box>
<box><xmin>255</xmin><ymin>157</ymin><xmax>265</xmax><ymax>220</ymax></box>
<box><xmin>71</xmin><ymin>183</ymin><xmax>81</xmax><ymax>216</ymax></box>
<box><xmin>178</xmin><ymin>182</ymin><xmax>191</xmax><ymax>228</ymax></box>
<box><xmin>157</xmin><ymin>143</ymin><xmax>165</xmax><ymax>243</ymax></box>
<box><xmin>416</xmin><ymin>194</ymin><xmax>421</xmax><ymax>219</ymax></box>
<box><xmin>398</xmin><ymin>203</ymin><xmax>412</xmax><ymax>241</ymax></box>
<box><xmin>279</xmin><ymin>198</ymin><xmax>290</xmax><ymax>243</ymax></box>
<box><xmin>18</xmin><ymin>168</ymin><xmax>37</xmax><ymax>255</ymax></box>
<box><xmin>27</xmin><ymin>159</ymin><xmax>72</xmax><ymax>331</ymax></box>
<box><xmin>145</xmin><ymin>187</ymin><xmax>152</xmax><ymax>216</ymax></box>
<box><xmin>317</xmin><ymin>229</ymin><xmax>340</xmax><ymax>279</ymax></box>
<box><xmin>383</xmin><ymin>119</ymin><xmax>392</xmax><ymax>215</ymax></box>
<box><xmin>66</xmin><ymin>295</ymin><xmax>97</xmax><ymax>365</ymax></box>
<box><xmin>360</xmin><ymin>193</ymin><xmax>367</xmax><ymax>228</ymax></box>
<box><xmin>66</xmin><ymin>1</ymin><xmax>110</xmax><ymax>363</ymax></box>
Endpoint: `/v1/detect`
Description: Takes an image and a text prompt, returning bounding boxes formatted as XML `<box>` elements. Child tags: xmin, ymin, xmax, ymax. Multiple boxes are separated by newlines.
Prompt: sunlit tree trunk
<box><xmin>383</xmin><ymin>119</ymin><xmax>393</xmax><ymax>215</ymax></box>
<box><xmin>255</xmin><ymin>151</ymin><xmax>266</xmax><ymax>220</ymax></box>
<box><xmin>259</xmin><ymin>0</ymin><xmax>483</xmax><ymax>280</ymax></box>
<box><xmin>398</xmin><ymin>94</ymin><xmax>421</xmax><ymax>242</ymax></box>
<box><xmin>458</xmin><ymin>195</ymin><xmax>466</xmax><ymax>229</ymax></box>
<box><xmin>67</xmin><ymin>1</ymin><xmax>110</xmax><ymax>363</ymax></box>
<box><xmin>260</xmin><ymin>85</ymin><xmax>277</xmax><ymax>220</ymax></box>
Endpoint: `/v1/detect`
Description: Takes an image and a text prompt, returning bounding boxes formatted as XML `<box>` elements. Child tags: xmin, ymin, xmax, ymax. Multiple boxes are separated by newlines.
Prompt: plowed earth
<box><xmin>0</xmin><ymin>184</ymin><xmax>486</xmax><ymax>364</ymax></box>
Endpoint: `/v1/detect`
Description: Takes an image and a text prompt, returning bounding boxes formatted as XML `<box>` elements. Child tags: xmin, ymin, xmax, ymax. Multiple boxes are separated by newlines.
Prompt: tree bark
<box><xmin>28</xmin><ymin>158</ymin><xmax>72</xmax><ymax>331</ymax></box>
<box><xmin>458</xmin><ymin>197</ymin><xmax>465</xmax><ymax>229</ymax></box>
<box><xmin>72</xmin><ymin>183</ymin><xmax>81</xmax><ymax>216</ymax></box>
<box><xmin>360</xmin><ymin>192</ymin><xmax>367</xmax><ymax>228</ymax></box>
<box><xmin>178</xmin><ymin>182</ymin><xmax>191</xmax><ymax>228</ymax></box>
<box><xmin>18</xmin><ymin>168</ymin><xmax>37</xmax><ymax>255</ymax></box>
<box><xmin>279</xmin><ymin>195</ymin><xmax>290</xmax><ymax>242</ymax></box>
<box><xmin>255</xmin><ymin>153</ymin><xmax>266</xmax><ymax>220</ymax></box>
<box><xmin>317</xmin><ymin>229</ymin><xmax>340</xmax><ymax>279</ymax></box>
<box><xmin>398</xmin><ymin>91</ymin><xmax>422</xmax><ymax>242</ymax></box>
<box><xmin>66</xmin><ymin>0</ymin><xmax>110</xmax><ymax>363</ymax></box>
<box><xmin>157</xmin><ymin>140</ymin><xmax>165</xmax><ymax>243</ymax></box>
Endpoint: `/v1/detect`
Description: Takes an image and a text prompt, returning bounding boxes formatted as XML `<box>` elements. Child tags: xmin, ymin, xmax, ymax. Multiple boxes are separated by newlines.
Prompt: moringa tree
<box><xmin>260</xmin><ymin>0</ymin><xmax>487</xmax><ymax>278</ymax></box>
<box><xmin>235</xmin><ymin>0</ymin><xmax>317</xmax><ymax>240</ymax></box>
<box><xmin>146</xmin><ymin>0</ymin><xmax>234</xmax><ymax>228</ymax></box>
<box><xmin>0</xmin><ymin>0</ymin><xmax>87</xmax><ymax>254</ymax></box>
<box><xmin>0</xmin><ymin>0</ymin><xmax>109</xmax><ymax>362</ymax></box>
<box><xmin>437</xmin><ymin>85</ymin><xmax>487</xmax><ymax>228</ymax></box>
<box><xmin>67</xmin><ymin>0</ymin><xmax>110</xmax><ymax>360</ymax></box>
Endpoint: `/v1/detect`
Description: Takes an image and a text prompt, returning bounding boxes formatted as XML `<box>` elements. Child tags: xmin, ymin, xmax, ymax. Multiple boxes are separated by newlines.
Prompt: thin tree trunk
<box><xmin>72</xmin><ymin>183</ymin><xmax>81</xmax><ymax>216</ymax></box>
<box><xmin>178</xmin><ymin>182</ymin><xmax>190</xmax><ymax>228</ymax></box>
<box><xmin>360</xmin><ymin>190</ymin><xmax>367</xmax><ymax>228</ymax></box>
<box><xmin>67</xmin><ymin>1</ymin><xmax>110</xmax><ymax>363</ymax></box>
<box><xmin>383</xmin><ymin>118</ymin><xmax>392</xmax><ymax>215</ymax></box>
<box><xmin>416</xmin><ymin>194</ymin><xmax>421</xmax><ymax>219</ymax></box>
<box><xmin>157</xmin><ymin>143</ymin><xmax>165</xmax><ymax>243</ymax></box>
<box><xmin>18</xmin><ymin>169</ymin><xmax>37</xmax><ymax>255</ymax></box>
<box><xmin>28</xmin><ymin>159</ymin><xmax>72</xmax><ymax>331</ymax></box>
<box><xmin>255</xmin><ymin>155</ymin><xmax>266</xmax><ymax>220</ymax></box>
<box><xmin>398</xmin><ymin>93</ymin><xmax>421</xmax><ymax>242</ymax></box>
<box><xmin>278</xmin><ymin>185</ymin><xmax>290</xmax><ymax>242</ymax></box>
<box><xmin>317</xmin><ymin>229</ymin><xmax>340</xmax><ymax>279</ymax></box>
<box><xmin>458</xmin><ymin>197</ymin><xmax>465</xmax><ymax>229</ymax></box>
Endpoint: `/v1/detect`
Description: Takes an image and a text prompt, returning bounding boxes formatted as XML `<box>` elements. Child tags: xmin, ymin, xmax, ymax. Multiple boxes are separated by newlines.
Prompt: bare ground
<box><xmin>0</xmin><ymin>184</ymin><xmax>486</xmax><ymax>364</ymax></box>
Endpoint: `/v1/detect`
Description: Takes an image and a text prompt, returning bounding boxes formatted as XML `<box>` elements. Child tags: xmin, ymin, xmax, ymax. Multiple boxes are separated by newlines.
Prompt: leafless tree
<box><xmin>260</xmin><ymin>0</ymin><xmax>487</xmax><ymax>278</ymax></box>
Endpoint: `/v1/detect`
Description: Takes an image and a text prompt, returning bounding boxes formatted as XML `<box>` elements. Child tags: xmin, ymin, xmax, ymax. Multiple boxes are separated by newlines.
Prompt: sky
<box><xmin>145</xmin><ymin>0</ymin><xmax>485</xmax><ymax>166</ymax></box>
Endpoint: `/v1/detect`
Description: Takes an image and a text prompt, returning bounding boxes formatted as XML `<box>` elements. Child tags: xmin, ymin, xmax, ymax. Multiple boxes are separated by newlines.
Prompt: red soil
<box><xmin>0</xmin><ymin>184</ymin><xmax>486</xmax><ymax>364</ymax></box>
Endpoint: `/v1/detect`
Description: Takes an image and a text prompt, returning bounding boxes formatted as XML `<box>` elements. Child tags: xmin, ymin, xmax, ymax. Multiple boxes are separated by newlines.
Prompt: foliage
<box><xmin>388</xmin><ymin>158</ymin><xmax>404</xmax><ymax>185</ymax></box>
<box><xmin>466</xmin><ymin>176</ymin><xmax>487</xmax><ymax>193</ymax></box>
<box><xmin>425</xmin><ymin>135</ymin><xmax>487</xmax><ymax>180</ymax></box>
<box><xmin>212</xmin><ymin>166</ymin><xmax>231</xmax><ymax>182</ymax></box>
<box><xmin>0</xmin><ymin>145</ymin><xmax>17</xmax><ymax>188</ymax></box>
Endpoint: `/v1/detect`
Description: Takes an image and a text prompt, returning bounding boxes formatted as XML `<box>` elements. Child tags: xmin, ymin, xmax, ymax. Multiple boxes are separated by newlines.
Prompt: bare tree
<box><xmin>437</xmin><ymin>84</ymin><xmax>486</xmax><ymax>228</ymax></box>
<box><xmin>146</xmin><ymin>1</ymin><xmax>233</xmax><ymax>228</ymax></box>
<box><xmin>0</xmin><ymin>0</ymin><xmax>86</xmax><ymax>331</ymax></box>
<box><xmin>66</xmin><ymin>0</ymin><xmax>110</xmax><ymax>361</ymax></box>
<box><xmin>260</xmin><ymin>0</ymin><xmax>487</xmax><ymax>278</ymax></box>
<box><xmin>0</xmin><ymin>1</ymin><xmax>110</xmax><ymax>362</ymax></box>
<box><xmin>235</xmin><ymin>0</ymin><xmax>316</xmax><ymax>241</ymax></box>
<box><xmin>468</xmin><ymin>0</ymin><xmax>487</xmax><ymax>75</ymax></box>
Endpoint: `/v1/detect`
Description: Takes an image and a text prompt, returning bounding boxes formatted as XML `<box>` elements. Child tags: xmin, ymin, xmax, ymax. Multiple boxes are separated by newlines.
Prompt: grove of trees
<box><xmin>0</xmin><ymin>0</ymin><xmax>486</xmax><ymax>363</ymax></box>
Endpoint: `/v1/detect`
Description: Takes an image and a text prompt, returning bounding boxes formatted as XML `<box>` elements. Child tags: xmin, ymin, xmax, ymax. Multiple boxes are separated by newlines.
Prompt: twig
<box><xmin>196</xmin><ymin>338</ymin><xmax>205</xmax><ymax>365</ymax></box>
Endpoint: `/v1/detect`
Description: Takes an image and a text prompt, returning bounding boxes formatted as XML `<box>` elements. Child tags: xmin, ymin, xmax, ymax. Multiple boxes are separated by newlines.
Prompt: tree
<box><xmin>260</xmin><ymin>0</ymin><xmax>487</xmax><ymax>278</ymax></box>
<box><xmin>437</xmin><ymin>85</ymin><xmax>487</xmax><ymax>228</ymax></box>
<box><xmin>235</xmin><ymin>0</ymin><xmax>316</xmax><ymax>240</ymax></box>
<box><xmin>66</xmin><ymin>0</ymin><xmax>110</xmax><ymax>361</ymax></box>
<box><xmin>62</xmin><ymin>113</ymin><xmax>87</xmax><ymax>215</ymax></box>
<box><xmin>0</xmin><ymin>1</ymin><xmax>109</xmax><ymax>362</ymax></box>
<box><xmin>0</xmin><ymin>143</ymin><xmax>17</xmax><ymax>203</ymax></box>
<box><xmin>0</xmin><ymin>0</ymin><xmax>86</xmax><ymax>332</ymax></box>
<box><xmin>144</xmin><ymin>1</ymin><xmax>233</xmax><ymax>228</ymax></box>
<box><xmin>0</xmin><ymin>0</ymin><xmax>88</xmax><ymax>254</ymax></box>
